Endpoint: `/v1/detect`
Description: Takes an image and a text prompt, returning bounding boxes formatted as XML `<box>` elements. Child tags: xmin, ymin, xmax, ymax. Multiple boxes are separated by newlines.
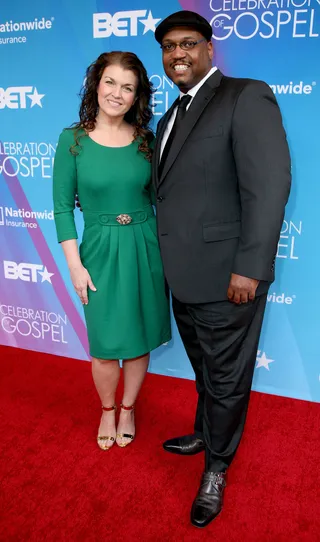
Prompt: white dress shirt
<box><xmin>160</xmin><ymin>66</ymin><xmax>218</xmax><ymax>159</ymax></box>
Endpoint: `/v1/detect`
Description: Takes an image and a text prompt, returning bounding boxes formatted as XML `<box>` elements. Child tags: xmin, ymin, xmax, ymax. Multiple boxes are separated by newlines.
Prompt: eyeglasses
<box><xmin>160</xmin><ymin>38</ymin><xmax>207</xmax><ymax>53</ymax></box>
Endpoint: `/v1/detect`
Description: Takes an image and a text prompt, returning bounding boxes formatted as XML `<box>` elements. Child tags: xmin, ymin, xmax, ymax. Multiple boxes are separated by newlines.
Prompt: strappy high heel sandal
<box><xmin>116</xmin><ymin>403</ymin><xmax>135</xmax><ymax>448</ymax></box>
<box><xmin>97</xmin><ymin>405</ymin><xmax>117</xmax><ymax>451</ymax></box>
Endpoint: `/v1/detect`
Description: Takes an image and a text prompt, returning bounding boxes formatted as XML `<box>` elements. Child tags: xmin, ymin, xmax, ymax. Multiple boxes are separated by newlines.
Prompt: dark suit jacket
<box><xmin>152</xmin><ymin>69</ymin><xmax>291</xmax><ymax>304</ymax></box>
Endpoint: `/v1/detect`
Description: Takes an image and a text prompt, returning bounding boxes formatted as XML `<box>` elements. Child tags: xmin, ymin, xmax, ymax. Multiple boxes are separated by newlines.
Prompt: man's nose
<box><xmin>171</xmin><ymin>46</ymin><xmax>187</xmax><ymax>60</ymax></box>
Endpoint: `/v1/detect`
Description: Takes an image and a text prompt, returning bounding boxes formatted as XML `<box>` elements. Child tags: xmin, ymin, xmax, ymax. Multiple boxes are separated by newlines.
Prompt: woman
<box><xmin>53</xmin><ymin>52</ymin><xmax>171</xmax><ymax>451</ymax></box>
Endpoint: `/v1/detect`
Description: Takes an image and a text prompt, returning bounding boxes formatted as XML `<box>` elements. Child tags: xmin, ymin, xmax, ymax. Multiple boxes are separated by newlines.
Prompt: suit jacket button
<box><xmin>157</xmin><ymin>196</ymin><xmax>165</xmax><ymax>202</ymax></box>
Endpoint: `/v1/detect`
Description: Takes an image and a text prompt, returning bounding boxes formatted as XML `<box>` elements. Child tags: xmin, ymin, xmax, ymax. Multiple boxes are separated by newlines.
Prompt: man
<box><xmin>153</xmin><ymin>11</ymin><xmax>291</xmax><ymax>528</ymax></box>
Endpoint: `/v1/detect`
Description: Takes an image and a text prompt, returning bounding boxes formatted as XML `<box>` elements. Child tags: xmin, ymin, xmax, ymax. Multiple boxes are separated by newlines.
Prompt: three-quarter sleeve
<box><xmin>53</xmin><ymin>129</ymin><xmax>78</xmax><ymax>243</ymax></box>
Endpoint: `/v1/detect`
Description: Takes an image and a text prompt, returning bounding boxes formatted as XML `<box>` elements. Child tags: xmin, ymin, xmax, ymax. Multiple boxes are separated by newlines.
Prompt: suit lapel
<box><xmin>158</xmin><ymin>70</ymin><xmax>223</xmax><ymax>188</ymax></box>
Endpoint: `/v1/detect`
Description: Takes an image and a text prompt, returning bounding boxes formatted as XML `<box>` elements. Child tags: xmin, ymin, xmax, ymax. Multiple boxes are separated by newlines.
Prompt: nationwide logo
<box><xmin>209</xmin><ymin>0</ymin><xmax>320</xmax><ymax>41</ymax></box>
<box><xmin>0</xmin><ymin>206</ymin><xmax>54</xmax><ymax>229</ymax></box>
<box><xmin>256</xmin><ymin>351</ymin><xmax>274</xmax><ymax>371</ymax></box>
<box><xmin>269</xmin><ymin>81</ymin><xmax>316</xmax><ymax>95</ymax></box>
<box><xmin>0</xmin><ymin>17</ymin><xmax>54</xmax><ymax>46</ymax></box>
<box><xmin>0</xmin><ymin>87</ymin><xmax>45</xmax><ymax>109</ymax></box>
<box><xmin>93</xmin><ymin>10</ymin><xmax>161</xmax><ymax>38</ymax></box>
<box><xmin>3</xmin><ymin>261</ymin><xmax>54</xmax><ymax>284</ymax></box>
<box><xmin>267</xmin><ymin>292</ymin><xmax>296</xmax><ymax>305</ymax></box>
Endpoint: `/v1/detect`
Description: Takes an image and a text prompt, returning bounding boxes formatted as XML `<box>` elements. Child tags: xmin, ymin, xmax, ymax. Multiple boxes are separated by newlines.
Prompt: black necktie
<box><xmin>159</xmin><ymin>94</ymin><xmax>192</xmax><ymax>177</ymax></box>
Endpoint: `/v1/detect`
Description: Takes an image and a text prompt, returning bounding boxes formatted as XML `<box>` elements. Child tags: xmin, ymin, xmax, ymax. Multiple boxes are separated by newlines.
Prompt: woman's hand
<box><xmin>60</xmin><ymin>239</ymin><xmax>96</xmax><ymax>304</ymax></box>
<box><xmin>69</xmin><ymin>264</ymin><xmax>97</xmax><ymax>305</ymax></box>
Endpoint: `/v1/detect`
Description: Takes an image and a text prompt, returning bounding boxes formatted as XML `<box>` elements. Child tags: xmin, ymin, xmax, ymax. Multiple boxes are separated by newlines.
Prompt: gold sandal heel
<box><xmin>116</xmin><ymin>403</ymin><xmax>135</xmax><ymax>448</ymax></box>
<box><xmin>97</xmin><ymin>404</ymin><xmax>116</xmax><ymax>451</ymax></box>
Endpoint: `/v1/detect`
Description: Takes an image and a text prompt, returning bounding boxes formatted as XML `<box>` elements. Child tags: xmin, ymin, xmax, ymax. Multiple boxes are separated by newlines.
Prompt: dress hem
<box><xmin>89</xmin><ymin>333</ymin><xmax>172</xmax><ymax>360</ymax></box>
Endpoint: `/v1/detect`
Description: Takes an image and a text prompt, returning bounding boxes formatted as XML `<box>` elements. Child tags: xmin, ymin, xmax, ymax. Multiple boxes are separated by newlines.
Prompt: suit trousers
<box><xmin>172</xmin><ymin>293</ymin><xmax>268</xmax><ymax>472</ymax></box>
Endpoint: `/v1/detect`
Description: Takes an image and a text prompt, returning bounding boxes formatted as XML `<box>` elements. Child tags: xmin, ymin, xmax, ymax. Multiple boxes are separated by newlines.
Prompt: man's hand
<box><xmin>227</xmin><ymin>273</ymin><xmax>259</xmax><ymax>304</ymax></box>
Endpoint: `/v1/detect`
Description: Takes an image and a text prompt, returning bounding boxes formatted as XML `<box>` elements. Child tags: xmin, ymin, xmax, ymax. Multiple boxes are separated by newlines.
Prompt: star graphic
<box><xmin>256</xmin><ymin>351</ymin><xmax>274</xmax><ymax>371</ymax></box>
<box><xmin>38</xmin><ymin>267</ymin><xmax>54</xmax><ymax>284</ymax></box>
<box><xmin>140</xmin><ymin>11</ymin><xmax>161</xmax><ymax>34</ymax></box>
<box><xmin>27</xmin><ymin>88</ymin><xmax>45</xmax><ymax>108</ymax></box>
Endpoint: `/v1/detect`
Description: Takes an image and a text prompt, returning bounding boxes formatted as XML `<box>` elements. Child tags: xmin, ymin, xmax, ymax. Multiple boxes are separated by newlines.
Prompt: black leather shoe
<box><xmin>163</xmin><ymin>434</ymin><xmax>205</xmax><ymax>455</ymax></box>
<box><xmin>191</xmin><ymin>471</ymin><xmax>226</xmax><ymax>528</ymax></box>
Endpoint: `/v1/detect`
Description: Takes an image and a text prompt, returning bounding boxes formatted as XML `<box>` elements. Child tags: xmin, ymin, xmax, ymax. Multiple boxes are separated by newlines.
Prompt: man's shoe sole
<box><xmin>162</xmin><ymin>445</ymin><xmax>205</xmax><ymax>455</ymax></box>
<box><xmin>190</xmin><ymin>509</ymin><xmax>222</xmax><ymax>528</ymax></box>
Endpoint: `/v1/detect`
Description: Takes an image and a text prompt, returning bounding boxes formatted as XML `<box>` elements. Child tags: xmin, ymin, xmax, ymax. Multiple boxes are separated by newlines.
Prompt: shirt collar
<box><xmin>179</xmin><ymin>66</ymin><xmax>218</xmax><ymax>101</ymax></box>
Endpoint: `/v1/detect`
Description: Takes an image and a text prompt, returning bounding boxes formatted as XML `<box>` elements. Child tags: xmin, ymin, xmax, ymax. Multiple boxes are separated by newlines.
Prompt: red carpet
<box><xmin>0</xmin><ymin>345</ymin><xmax>319</xmax><ymax>541</ymax></box>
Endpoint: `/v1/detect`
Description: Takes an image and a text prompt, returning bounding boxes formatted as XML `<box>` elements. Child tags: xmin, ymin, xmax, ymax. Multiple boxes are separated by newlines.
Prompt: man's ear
<box><xmin>208</xmin><ymin>41</ymin><xmax>214</xmax><ymax>61</ymax></box>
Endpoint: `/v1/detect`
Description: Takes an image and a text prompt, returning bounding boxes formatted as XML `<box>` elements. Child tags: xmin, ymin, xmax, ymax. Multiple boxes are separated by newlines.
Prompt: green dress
<box><xmin>53</xmin><ymin>129</ymin><xmax>171</xmax><ymax>359</ymax></box>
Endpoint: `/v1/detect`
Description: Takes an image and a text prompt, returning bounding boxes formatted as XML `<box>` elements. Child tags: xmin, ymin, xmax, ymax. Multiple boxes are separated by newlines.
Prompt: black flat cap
<box><xmin>155</xmin><ymin>10</ymin><xmax>212</xmax><ymax>44</ymax></box>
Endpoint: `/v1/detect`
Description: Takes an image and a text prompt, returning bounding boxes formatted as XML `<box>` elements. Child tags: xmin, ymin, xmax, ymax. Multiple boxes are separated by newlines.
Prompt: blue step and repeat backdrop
<box><xmin>1</xmin><ymin>0</ymin><xmax>319</xmax><ymax>402</ymax></box>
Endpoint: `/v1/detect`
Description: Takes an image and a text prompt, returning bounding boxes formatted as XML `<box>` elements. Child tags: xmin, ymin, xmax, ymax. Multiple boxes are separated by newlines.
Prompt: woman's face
<box><xmin>97</xmin><ymin>64</ymin><xmax>138</xmax><ymax>119</ymax></box>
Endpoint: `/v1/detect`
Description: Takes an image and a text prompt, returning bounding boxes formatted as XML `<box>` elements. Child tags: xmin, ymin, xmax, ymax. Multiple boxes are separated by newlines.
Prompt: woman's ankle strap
<box><xmin>102</xmin><ymin>405</ymin><xmax>117</xmax><ymax>412</ymax></box>
<box><xmin>120</xmin><ymin>403</ymin><xmax>135</xmax><ymax>411</ymax></box>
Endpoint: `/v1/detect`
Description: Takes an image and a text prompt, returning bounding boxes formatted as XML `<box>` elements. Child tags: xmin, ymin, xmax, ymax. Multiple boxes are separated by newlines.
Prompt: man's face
<box><xmin>161</xmin><ymin>27</ymin><xmax>213</xmax><ymax>92</ymax></box>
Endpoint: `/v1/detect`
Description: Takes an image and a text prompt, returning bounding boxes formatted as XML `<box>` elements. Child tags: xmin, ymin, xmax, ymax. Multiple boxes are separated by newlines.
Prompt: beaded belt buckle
<box><xmin>116</xmin><ymin>214</ymin><xmax>132</xmax><ymax>225</ymax></box>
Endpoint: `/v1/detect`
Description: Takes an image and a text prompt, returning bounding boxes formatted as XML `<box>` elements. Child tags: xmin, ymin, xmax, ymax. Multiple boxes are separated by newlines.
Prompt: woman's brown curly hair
<box><xmin>70</xmin><ymin>51</ymin><xmax>154</xmax><ymax>161</ymax></box>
